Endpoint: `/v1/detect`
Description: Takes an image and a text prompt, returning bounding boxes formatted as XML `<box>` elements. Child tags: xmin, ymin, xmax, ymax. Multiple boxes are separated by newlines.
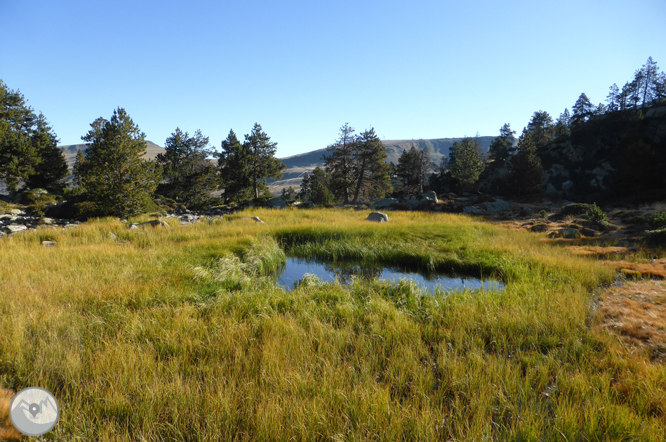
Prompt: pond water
<box><xmin>276</xmin><ymin>257</ymin><xmax>505</xmax><ymax>294</ymax></box>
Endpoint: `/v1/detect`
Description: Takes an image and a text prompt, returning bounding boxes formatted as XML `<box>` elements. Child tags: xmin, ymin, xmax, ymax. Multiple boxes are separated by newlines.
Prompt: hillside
<box><xmin>60</xmin><ymin>140</ymin><xmax>166</xmax><ymax>169</ymax></box>
<box><xmin>269</xmin><ymin>137</ymin><xmax>495</xmax><ymax>195</ymax></box>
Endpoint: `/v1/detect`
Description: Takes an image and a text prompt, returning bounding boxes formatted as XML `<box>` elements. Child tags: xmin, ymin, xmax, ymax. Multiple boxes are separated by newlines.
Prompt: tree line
<box><xmin>2</xmin><ymin>56</ymin><xmax>664</xmax><ymax>214</ymax></box>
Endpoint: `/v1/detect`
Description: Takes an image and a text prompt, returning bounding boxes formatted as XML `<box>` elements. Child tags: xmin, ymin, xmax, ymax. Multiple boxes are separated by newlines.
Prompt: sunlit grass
<box><xmin>1</xmin><ymin>208</ymin><xmax>664</xmax><ymax>440</ymax></box>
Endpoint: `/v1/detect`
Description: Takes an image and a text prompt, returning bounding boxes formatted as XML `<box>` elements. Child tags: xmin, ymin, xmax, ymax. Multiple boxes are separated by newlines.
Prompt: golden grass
<box><xmin>603</xmin><ymin>259</ymin><xmax>666</xmax><ymax>278</ymax></box>
<box><xmin>0</xmin><ymin>208</ymin><xmax>664</xmax><ymax>440</ymax></box>
<box><xmin>0</xmin><ymin>388</ymin><xmax>23</xmax><ymax>441</ymax></box>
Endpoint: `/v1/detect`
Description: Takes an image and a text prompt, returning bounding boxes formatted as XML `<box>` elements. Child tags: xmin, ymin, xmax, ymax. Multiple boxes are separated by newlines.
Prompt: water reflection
<box><xmin>276</xmin><ymin>257</ymin><xmax>504</xmax><ymax>294</ymax></box>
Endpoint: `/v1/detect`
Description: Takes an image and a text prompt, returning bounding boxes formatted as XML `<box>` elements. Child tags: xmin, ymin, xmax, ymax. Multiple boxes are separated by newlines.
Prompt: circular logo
<box><xmin>8</xmin><ymin>387</ymin><xmax>59</xmax><ymax>436</ymax></box>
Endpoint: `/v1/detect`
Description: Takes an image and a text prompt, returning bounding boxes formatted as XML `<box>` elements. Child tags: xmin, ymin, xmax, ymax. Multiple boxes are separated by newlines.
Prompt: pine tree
<box><xmin>156</xmin><ymin>128</ymin><xmax>217</xmax><ymax>208</ymax></box>
<box><xmin>448</xmin><ymin>137</ymin><xmax>484</xmax><ymax>192</ymax></box>
<box><xmin>0</xmin><ymin>81</ymin><xmax>67</xmax><ymax>195</ymax></box>
<box><xmin>507</xmin><ymin>130</ymin><xmax>543</xmax><ymax>195</ymax></box>
<box><xmin>299</xmin><ymin>172</ymin><xmax>311</xmax><ymax>201</ymax></box>
<box><xmin>606</xmin><ymin>84</ymin><xmax>620</xmax><ymax>112</ymax></box>
<box><xmin>350</xmin><ymin>128</ymin><xmax>391</xmax><ymax>204</ymax></box>
<box><xmin>395</xmin><ymin>146</ymin><xmax>420</xmax><ymax>189</ymax></box>
<box><xmin>571</xmin><ymin>94</ymin><xmax>595</xmax><ymax>125</ymax></box>
<box><xmin>244</xmin><ymin>123</ymin><xmax>285</xmax><ymax>199</ymax></box>
<box><xmin>217</xmin><ymin>129</ymin><xmax>252</xmax><ymax>203</ymax></box>
<box><xmin>524</xmin><ymin>111</ymin><xmax>554</xmax><ymax>147</ymax></box>
<box><xmin>637</xmin><ymin>57</ymin><xmax>660</xmax><ymax>106</ymax></box>
<box><xmin>488</xmin><ymin>124</ymin><xmax>516</xmax><ymax>167</ymax></box>
<box><xmin>76</xmin><ymin>108</ymin><xmax>162</xmax><ymax>218</ymax></box>
<box><xmin>324</xmin><ymin>123</ymin><xmax>357</xmax><ymax>204</ymax></box>
<box><xmin>554</xmin><ymin>109</ymin><xmax>571</xmax><ymax>138</ymax></box>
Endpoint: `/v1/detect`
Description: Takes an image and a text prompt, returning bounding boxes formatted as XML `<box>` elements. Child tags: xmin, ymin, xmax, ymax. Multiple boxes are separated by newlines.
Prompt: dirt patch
<box><xmin>597</xmin><ymin>280</ymin><xmax>666</xmax><ymax>361</ymax></box>
<box><xmin>0</xmin><ymin>388</ymin><xmax>23</xmax><ymax>441</ymax></box>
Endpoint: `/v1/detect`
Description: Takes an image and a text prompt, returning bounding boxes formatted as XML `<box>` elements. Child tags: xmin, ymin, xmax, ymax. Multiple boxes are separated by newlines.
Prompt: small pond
<box><xmin>276</xmin><ymin>257</ymin><xmax>505</xmax><ymax>294</ymax></box>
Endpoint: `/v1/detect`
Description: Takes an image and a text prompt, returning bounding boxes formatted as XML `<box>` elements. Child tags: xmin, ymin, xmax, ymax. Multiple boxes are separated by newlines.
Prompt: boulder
<box><xmin>462</xmin><ymin>206</ymin><xmax>483</xmax><ymax>215</ymax></box>
<box><xmin>297</xmin><ymin>201</ymin><xmax>315</xmax><ymax>209</ymax></box>
<box><xmin>3</xmin><ymin>224</ymin><xmax>27</xmax><ymax>234</ymax></box>
<box><xmin>561</xmin><ymin>180</ymin><xmax>574</xmax><ymax>192</ymax></box>
<box><xmin>366</xmin><ymin>212</ymin><xmax>389</xmax><ymax>223</ymax></box>
<box><xmin>267</xmin><ymin>197</ymin><xmax>287</xmax><ymax>209</ymax></box>
<box><xmin>37</xmin><ymin>217</ymin><xmax>55</xmax><ymax>225</ymax></box>
<box><xmin>41</xmin><ymin>241</ymin><xmax>57</xmax><ymax>247</ymax></box>
<box><xmin>9</xmin><ymin>209</ymin><xmax>24</xmax><ymax>216</ymax></box>
<box><xmin>370</xmin><ymin>198</ymin><xmax>398</xmax><ymax>209</ymax></box>
<box><xmin>421</xmin><ymin>191</ymin><xmax>438</xmax><ymax>203</ymax></box>
<box><xmin>530</xmin><ymin>224</ymin><xmax>547</xmax><ymax>232</ymax></box>
<box><xmin>180</xmin><ymin>214</ymin><xmax>197</xmax><ymax>224</ymax></box>
<box><xmin>138</xmin><ymin>219</ymin><xmax>170</xmax><ymax>228</ymax></box>
<box><xmin>64</xmin><ymin>224</ymin><xmax>79</xmax><ymax>229</ymax></box>
<box><xmin>405</xmin><ymin>197</ymin><xmax>421</xmax><ymax>209</ymax></box>
<box><xmin>240</xmin><ymin>216</ymin><xmax>266</xmax><ymax>224</ymax></box>
<box><xmin>477</xmin><ymin>199</ymin><xmax>512</xmax><ymax>213</ymax></box>
<box><xmin>107</xmin><ymin>232</ymin><xmax>118</xmax><ymax>240</ymax></box>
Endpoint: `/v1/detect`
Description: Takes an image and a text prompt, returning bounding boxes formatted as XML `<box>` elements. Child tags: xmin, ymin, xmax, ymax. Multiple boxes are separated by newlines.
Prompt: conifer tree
<box><xmin>350</xmin><ymin>128</ymin><xmax>391</xmax><ymax>204</ymax></box>
<box><xmin>448</xmin><ymin>137</ymin><xmax>484</xmax><ymax>191</ymax></box>
<box><xmin>156</xmin><ymin>128</ymin><xmax>217</xmax><ymax>208</ymax></box>
<box><xmin>554</xmin><ymin>109</ymin><xmax>571</xmax><ymax>138</ymax></box>
<box><xmin>0</xmin><ymin>81</ymin><xmax>67</xmax><ymax>195</ymax></box>
<box><xmin>76</xmin><ymin>108</ymin><xmax>162</xmax><ymax>218</ymax></box>
<box><xmin>488</xmin><ymin>124</ymin><xmax>516</xmax><ymax>167</ymax></box>
<box><xmin>217</xmin><ymin>129</ymin><xmax>252</xmax><ymax>203</ymax></box>
<box><xmin>524</xmin><ymin>111</ymin><xmax>555</xmax><ymax>148</ymax></box>
<box><xmin>244</xmin><ymin>123</ymin><xmax>285</xmax><ymax>199</ymax></box>
<box><xmin>324</xmin><ymin>123</ymin><xmax>357</xmax><ymax>204</ymax></box>
<box><xmin>507</xmin><ymin>130</ymin><xmax>543</xmax><ymax>195</ymax></box>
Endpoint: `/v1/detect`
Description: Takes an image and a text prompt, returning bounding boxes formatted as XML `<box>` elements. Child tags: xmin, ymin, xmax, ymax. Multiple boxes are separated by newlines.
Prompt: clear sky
<box><xmin>2</xmin><ymin>0</ymin><xmax>665</xmax><ymax>158</ymax></box>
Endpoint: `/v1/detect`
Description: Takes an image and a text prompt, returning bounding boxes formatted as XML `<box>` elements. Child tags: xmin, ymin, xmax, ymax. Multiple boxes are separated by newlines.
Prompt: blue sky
<box><xmin>2</xmin><ymin>0</ymin><xmax>665</xmax><ymax>158</ymax></box>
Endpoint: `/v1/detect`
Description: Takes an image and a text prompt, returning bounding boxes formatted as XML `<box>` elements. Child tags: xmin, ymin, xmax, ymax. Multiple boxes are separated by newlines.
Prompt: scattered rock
<box><xmin>267</xmin><ymin>197</ymin><xmax>287</xmax><ymax>209</ymax></box>
<box><xmin>64</xmin><ymin>224</ymin><xmax>79</xmax><ymax>229</ymax></box>
<box><xmin>530</xmin><ymin>224</ymin><xmax>547</xmax><ymax>232</ymax></box>
<box><xmin>138</xmin><ymin>219</ymin><xmax>170</xmax><ymax>228</ymax></box>
<box><xmin>421</xmin><ymin>191</ymin><xmax>438</xmax><ymax>203</ymax></box>
<box><xmin>477</xmin><ymin>199</ymin><xmax>512</xmax><ymax>213</ymax></box>
<box><xmin>37</xmin><ymin>217</ymin><xmax>55</xmax><ymax>225</ymax></box>
<box><xmin>41</xmin><ymin>241</ymin><xmax>57</xmax><ymax>247</ymax></box>
<box><xmin>240</xmin><ymin>216</ymin><xmax>266</xmax><ymax>224</ymax></box>
<box><xmin>107</xmin><ymin>232</ymin><xmax>118</xmax><ymax>240</ymax></box>
<box><xmin>3</xmin><ymin>224</ymin><xmax>27</xmax><ymax>234</ymax></box>
<box><xmin>297</xmin><ymin>201</ymin><xmax>315</xmax><ymax>209</ymax></box>
<box><xmin>462</xmin><ymin>206</ymin><xmax>483</xmax><ymax>215</ymax></box>
<box><xmin>370</xmin><ymin>198</ymin><xmax>398</xmax><ymax>209</ymax></box>
<box><xmin>8</xmin><ymin>209</ymin><xmax>24</xmax><ymax>216</ymax></box>
<box><xmin>366</xmin><ymin>212</ymin><xmax>389</xmax><ymax>222</ymax></box>
<box><xmin>561</xmin><ymin>180</ymin><xmax>574</xmax><ymax>192</ymax></box>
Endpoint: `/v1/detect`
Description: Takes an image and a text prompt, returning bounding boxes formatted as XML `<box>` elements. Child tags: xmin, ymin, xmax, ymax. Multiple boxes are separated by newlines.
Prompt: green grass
<box><xmin>0</xmin><ymin>208</ymin><xmax>664</xmax><ymax>441</ymax></box>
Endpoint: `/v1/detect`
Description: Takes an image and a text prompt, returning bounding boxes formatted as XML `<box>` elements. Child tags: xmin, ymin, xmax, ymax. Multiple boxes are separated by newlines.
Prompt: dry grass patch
<box><xmin>597</xmin><ymin>280</ymin><xmax>666</xmax><ymax>360</ymax></box>
<box><xmin>0</xmin><ymin>387</ymin><xmax>23</xmax><ymax>441</ymax></box>
<box><xmin>603</xmin><ymin>258</ymin><xmax>666</xmax><ymax>278</ymax></box>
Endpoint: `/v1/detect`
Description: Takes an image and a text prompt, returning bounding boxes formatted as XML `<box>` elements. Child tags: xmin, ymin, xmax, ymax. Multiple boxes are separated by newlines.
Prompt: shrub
<box><xmin>649</xmin><ymin>211</ymin><xmax>666</xmax><ymax>229</ymax></box>
<box><xmin>552</xmin><ymin>203</ymin><xmax>591</xmax><ymax>220</ymax></box>
<box><xmin>586</xmin><ymin>203</ymin><xmax>608</xmax><ymax>223</ymax></box>
<box><xmin>539</xmin><ymin>210</ymin><xmax>548</xmax><ymax>219</ymax></box>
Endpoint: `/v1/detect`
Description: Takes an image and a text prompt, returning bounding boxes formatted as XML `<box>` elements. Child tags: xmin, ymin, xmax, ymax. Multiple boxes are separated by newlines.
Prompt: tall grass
<box><xmin>0</xmin><ymin>208</ymin><xmax>663</xmax><ymax>440</ymax></box>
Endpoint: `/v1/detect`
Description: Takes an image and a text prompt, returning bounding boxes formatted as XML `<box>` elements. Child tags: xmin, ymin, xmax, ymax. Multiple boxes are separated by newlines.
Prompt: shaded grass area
<box><xmin>0</xmin><ymin>209</ymin><xmax>664</xmax><ymax>440</ymax></box>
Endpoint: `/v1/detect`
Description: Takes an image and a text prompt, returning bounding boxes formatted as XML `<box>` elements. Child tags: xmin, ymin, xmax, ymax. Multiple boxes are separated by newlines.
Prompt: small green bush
<box><xmin>552</xmin><ymin>203</ymin><xmax>591</xmax><ymax>220</ymax></box>
<box><xmin>649</xmin><ymin>211</ymin><xmax>666</xmax><ymax>229</ymax></box>
<box><xmin>586</xmin><ymin>203</ymin><xmax>608</xmax><ymax>223</ymax></box>
<box><xmin>539</xmin><ymin>209</ymin><xmax>548</xmax><ymax>219</ymax></box>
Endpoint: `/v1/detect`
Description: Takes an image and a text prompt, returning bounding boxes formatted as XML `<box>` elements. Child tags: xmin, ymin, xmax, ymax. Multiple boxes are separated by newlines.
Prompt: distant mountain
<box><xmin>269</xmin><ymin>137</ymin><xmax>495</xmax><ymax>195</ymax></box>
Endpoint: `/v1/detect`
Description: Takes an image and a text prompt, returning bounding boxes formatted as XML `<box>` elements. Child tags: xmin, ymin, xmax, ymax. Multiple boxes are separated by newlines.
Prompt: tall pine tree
<box><xmin>76</xmin><ymin>108</ymin><xmax>162</xmax><ymax>218</ymax></box>
<box><xmin>244</xmin><ymin>123</ymin><xmax>285</xmax><ymax>199</ymax></box>
<box><xmin>217</xmin><ymin>129</ymin><xmax>252</xmax><ymax>203</ymax></box>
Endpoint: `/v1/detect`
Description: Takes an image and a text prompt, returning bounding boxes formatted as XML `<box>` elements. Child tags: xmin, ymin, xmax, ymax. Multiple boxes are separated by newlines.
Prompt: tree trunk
<box><xmin>351</xmin><ymin>158</ymin><xmax>367</xmax><ymax>204</ymax></box>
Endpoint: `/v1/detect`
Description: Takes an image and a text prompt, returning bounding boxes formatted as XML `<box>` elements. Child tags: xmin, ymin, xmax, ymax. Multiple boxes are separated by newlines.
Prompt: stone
<box><xmin>3</xmin><ymin>224</ymin><xmax>27</xmax><ymax>234</ymax></box>
<box><xmin>64</xmin><ymin>224</ymin><xmax>79</xmax><ymax>228</ymax></box>
<box><xmin>37</xmin><ymin>217</ymin><xmax>55</xmax><ymax>225</ymax></box>
<box><xmin>530</xmin><ymin>224</ymin><xmax>547</xmax><ymax>232</ymax></box>
<box><xmin>138</xmin><ymin>219</ymin><xmax>170</xmax><ymax>228</ymax></box>
<box><xmin>129</xmin><ymin>224</ymin><xmax>139</xmax><ymax>230</ymax></box>
<box><xmin>240</xmin><ymin>216</ymin><xmax>266</xmax><ymax>224</ymax></box>
<box><xmin>107</xmin><ymin>232</ymin><xmax>118</xmax><ymax>240</ymax></box>
<box><xmin>548</xmin><ymin>228</ymin><xmax>582</xmax><ymax>239</ymax></box>
<box><xmin>456</xmin><ymin>197</ymin><xmax>470</xmax><ymax>203</ymax></box>
<box><xmin>370</xmin><ymin>198</ymin><xmax>398</xmax><ymax>209</ymax></box>
<box><xmin>561</xmin><ymin>180</ymin><xmax>574</xmax><ymax>192</ymax></box>
<box><xmin>366</xmin><ymin>212</ymin><xmax>389</xmax><ymax>222</ymax></box>
<box><xmin>297</xmin><ymin>201</ymin><xmax>315</xmax><ymax>209</ymax></box>
<box><xmin>462</xmin><ymin>206</ymin><xmax>483</xmax><ymax>215</ymax></box>
<box><xmin>477</xmin><ymin>199</ymin><xmax>511</xmax><ymax>213</ymax></box>
<box><xmin>41</xmin><ymin>241</ymin><xmax>57</xmax><ymax>247</ymax></box>
<box><xmin>180</xmin><ymin>214</ymin><xmax>197</xmax><ymax>223</ymax></box>
<box><xmin>9</xmin><ymin>209</ymin><xmax>24</xmax><ymax>216</ymax></box>
<box><xmin>267</xmin><ymin>197</ymin><xmax>287</xmax><ymax>209</ymax></box>
<box><xmin>546</xmin><ymin>183</ymin><xmax>558</xmax><ymax>194</ymax></box>
<box><xmin>421</xmin><ymin>191</ymin><xmax>438</xmax><ymax>203</ymax></box>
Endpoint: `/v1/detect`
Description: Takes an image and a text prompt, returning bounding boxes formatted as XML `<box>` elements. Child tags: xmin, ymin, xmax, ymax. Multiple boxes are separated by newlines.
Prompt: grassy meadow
<box><xmin>0</xmin><ymin>208</ymin><xmax>664</xmax><ymax>441</ymax></box>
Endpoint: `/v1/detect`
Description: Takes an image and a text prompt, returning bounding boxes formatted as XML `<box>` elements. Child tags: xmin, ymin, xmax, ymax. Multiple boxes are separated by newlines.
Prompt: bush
<box><xmin>539</xmin><ymin>210</ymin><xmax>548</xmax><ymax>219</ymax></box>
<box><xmin>553</xmin><ymin>203</ymin><xmax>592</xmax><ymax>219</ymax></box>
<box><xmin>586</xmin><ymin>203</ymin><xmax>608</xmax><ymax>223</ymax></box>
<box><xmin>649</xmin><ymin>211</ymin><xmax>666</xmax><ymax>229</ymax></box>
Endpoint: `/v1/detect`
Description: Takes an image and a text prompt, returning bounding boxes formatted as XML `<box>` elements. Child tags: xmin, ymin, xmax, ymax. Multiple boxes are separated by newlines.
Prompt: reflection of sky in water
<box><xmin>277</xmin><ymin>258</ymin><xmax>504</xmax><ymax>294</ymax></box>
